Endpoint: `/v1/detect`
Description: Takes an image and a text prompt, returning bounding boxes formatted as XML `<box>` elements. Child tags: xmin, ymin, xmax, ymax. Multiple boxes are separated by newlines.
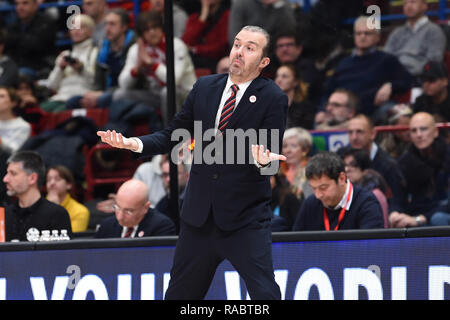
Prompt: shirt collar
<box><xmin>351</xmin><ymin>47</ymin><xmax>377</xmax><ymax>57</ymax></box>
<box><xmin>370</xmin><ymin>142</ymin><xmax>378</xmax><ymax>160</ymax></box>
<box><xmin>408</xmin><ymin>15</ymin><xmax>428</xmax><ymax>33</ymax></box>
<box><xmin>333</xmin><ymin>180</ymin><xmax>354</xmax><ymax>210</ymax></box>
<box><xmin>225</xmin><ymin>76</ymin><xmax>252</xmax><ymax>96</ymax></box>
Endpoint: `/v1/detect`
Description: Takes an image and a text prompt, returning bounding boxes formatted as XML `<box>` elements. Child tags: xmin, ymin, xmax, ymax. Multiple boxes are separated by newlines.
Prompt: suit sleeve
<box><xmin>258</xmin><ymin>86</ymin><xmax>288</xmax><ymax>175</ymax></box>
<box><xmin>138</xmin><ymin>77</ymin><xmax>198</xmax><ymax>157</ymax></box>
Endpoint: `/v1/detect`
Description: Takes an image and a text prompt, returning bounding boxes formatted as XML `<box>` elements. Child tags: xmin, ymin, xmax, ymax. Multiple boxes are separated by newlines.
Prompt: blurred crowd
<box><xmin>0</xmin><ymin>0</ymin><xmax>449</xmax><ymax>240</ymax></box>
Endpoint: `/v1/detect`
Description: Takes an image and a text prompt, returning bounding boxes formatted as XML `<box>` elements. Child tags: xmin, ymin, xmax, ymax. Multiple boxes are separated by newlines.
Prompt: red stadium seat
<box><xmin>83</xmin><ymin>143</ymin><xmax>142</xmax><ymax>201</ymax></box>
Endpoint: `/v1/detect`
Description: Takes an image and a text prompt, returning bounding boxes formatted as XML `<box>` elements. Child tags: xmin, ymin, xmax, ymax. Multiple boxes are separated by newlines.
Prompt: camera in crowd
<box><xmin>64</xmin><ymin>55</ymin><xmax>77</xmax><ymax>65</ymax></box>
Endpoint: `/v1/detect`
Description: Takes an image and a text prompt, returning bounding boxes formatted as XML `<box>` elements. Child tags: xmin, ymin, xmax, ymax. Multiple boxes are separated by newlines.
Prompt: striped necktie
<box><xmin>123</xmin><ymin>227</ymin><xmax>134</xmax><ymax>238</ymax></box>
<box><xmin>218</xmin><ymin>84</ymin><xmax>239</xmax><ymax>132</ymax></box>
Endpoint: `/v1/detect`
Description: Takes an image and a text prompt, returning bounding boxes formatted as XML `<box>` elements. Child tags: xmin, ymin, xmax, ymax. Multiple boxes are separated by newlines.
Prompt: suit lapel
<box><xmin>204</xmin><ymin>75</ymin><xmax>227</xmax><ymax>130</ymax></box>
<box><xmin>226</xmin><ymin>77</ymin><xmax>266</xmax><ymax>130</ymax></box>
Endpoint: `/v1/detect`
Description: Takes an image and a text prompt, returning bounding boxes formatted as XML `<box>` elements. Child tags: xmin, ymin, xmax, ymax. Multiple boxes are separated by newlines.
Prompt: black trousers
<box><xmin>164</xmin><ymin>214</ymin><xmax>281</xmax><ymax>300</ymax></box>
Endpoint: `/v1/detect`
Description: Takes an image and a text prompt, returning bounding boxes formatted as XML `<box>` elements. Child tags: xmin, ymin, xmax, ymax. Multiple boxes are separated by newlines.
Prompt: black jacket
<box><xmin>6</xmin><ymin>12</ymin><xmax>56</xmax><ymax>71</ymax></box>
<box><xmin>94</xmin><ymin>208</ymin><xmax>176</xmax><ymax>238</ymax></box>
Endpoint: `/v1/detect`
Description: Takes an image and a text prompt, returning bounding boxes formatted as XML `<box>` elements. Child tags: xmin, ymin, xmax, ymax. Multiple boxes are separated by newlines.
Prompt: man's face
<box><xmin>105</xmin><ymin>13</ymin><xmax>126</xmax><ymax>42</ymax></box>
<box><xmin>82</xmin><ymin>0</ymin><xmax>104</xmax><ymax>19</ymax></box>
<box><xmin>114</xmin><ymin>191</ymin><xmax>148</xmax><ymax>228</ymax></box>
<box><xmin>348</xmin><ymin>117</ymin><xmax>376</xmax><ymax>150</ymax></box>
<box><xmin>422</xmin><ymin>77</ymin><xmax>448</xmax><ymax>97</ymax></box>
<box><xmin>275</xmin><ymin>65</ymin><xmax>297</xmax><ymax>92</ymax></box>
<box><xmin>229</xmin><ymin>29</ymin><xmax>269</xmax><ymax>82</ymax></box>
<box><xmin>403</xmin><ymin>0</ymin><xmax>427</xmax><ymax>19</ymax></box>
<box><xmin>308</xmin><ymin>173</ymin><xmax>347</xmax><ymax>208</ymax></box>
<box><xmin>325</xmin><ymin>92</ymin><xmax>351</xmax><ymax>125</ymax></box>
<box><xmin>15</xmin><ymin>0</ymin><xmax>38</xmax><ymax>21</ymax></box>
<box><xmin>3</xmin><ymin>162</ymin><xmax>34</xmax><ymax>197</ymax></box>
<box><xmin>160</xmin><ymin>161</ymin><xmax>189</xmax><ymax>192</ymax></box>
<box><xmin>409</xmin><ymin>113</ymin><xmax>438</xmax><ymax>150</ymax></box>
<box><xmin>275</xmin><ymin>36</ymin><xmax>302</xmax><ymax>64</ymax></box>
<box><xmin>354</xmin><ymin>21</ymin><xmax>379</xmax><ymax>51</ymax></box>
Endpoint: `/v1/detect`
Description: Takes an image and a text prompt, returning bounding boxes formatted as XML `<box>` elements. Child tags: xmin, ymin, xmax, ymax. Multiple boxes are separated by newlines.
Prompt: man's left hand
<box><xmin>252</xmin><ymin>144</ymin><xmax>286</xmax><ymax>167</ymax></box>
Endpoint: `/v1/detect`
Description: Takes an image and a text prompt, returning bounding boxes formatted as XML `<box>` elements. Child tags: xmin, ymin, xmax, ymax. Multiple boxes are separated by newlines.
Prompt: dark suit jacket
<box><xmin>94</xmin><ymin>208</ymin><xmax>176</xmax><ymax>238</ymax></box>
<box><xmin>292</xmin><ymin>186</ymin><xmax>385</xmax><ymax>231</ymax></box>
<box><xmin>372</xmin><ymin>147</ymin><xmax>407</xmax><ymax>213</ymax></box>
<box><xmin>139</xmin><ymin>73</ymin><xmax>288</xmax><ymax>231</ymax></box>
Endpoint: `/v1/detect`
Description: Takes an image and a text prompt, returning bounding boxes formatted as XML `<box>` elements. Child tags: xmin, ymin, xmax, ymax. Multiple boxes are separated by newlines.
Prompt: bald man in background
<box><xmin>392</xmin><ymin>112</ymin><xmax>450</xmax><ymax>227</ymax></box>
<box><xmin>95</xmin><ymin>179</ymin><xmax>176</xmax><ymax>238</ymax></box>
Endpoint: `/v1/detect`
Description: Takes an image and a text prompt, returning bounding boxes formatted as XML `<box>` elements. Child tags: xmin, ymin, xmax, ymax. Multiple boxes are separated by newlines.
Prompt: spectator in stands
<box><xmin>95</xmin><ymin>155</ymin><xmax>167</xmax><ymax>220</ymax></box>
<box><xmin>315</xmin><ymin>88</ymin><xmax>358</xmax><ymax>130</ymax></box>
<box><xmin>5</xmin><ymin>0</ymin><xmax>57</xmax><ymax>79</ymax></box>
<box><xmin>149</xmin><ymin>0</ymin><xmax>188</xmax><ymax>38</ymax></box>
<box><xmin>339</xmin><ymin>146</ymin><xmax>390</xmax><ymax>228</ymax></box>
<box><xmin>274</xmin><ymin>64</ymin><xmax>315</xmax><ymax>129</ymax></box>
<box><xmin>94</xmin><ymin>179</ymin><xmax>176</xmax><ymax>238</ymax></box>
<box><xmin>292</xmin><ymin>151</ymin><xmax>384</xmax><ymax>231</ymax></box>
<box><xmin>0</xmin><ymin>28</ymin><xmax>18</xmax><ymax>87</ymax></box>
<box><xmin>215</xmin><ymin>55</ymin><xmax>229</xmax><ymax>74</ymax></box>
<box><xmin>14</xmin><ymin>75</ymin><xmax>46</xmax><ymax>136</ymax></box>
<box><xmin>228</xmin><ymin>0</ymin><xmax>296</xmax><ymax>46</ymax></box>
<box><xmin>392</xmin><ymin>112</ymin><xmax>450</xmax><ymax>227</ymax></box>
<box><xmin>378</xmin><ymin>103</ymin><xmax>412</xmax><ymax>159</ymax></box>
<box><xmin>66</xmin><ymin>8</ymin><xmax>136</xmax><ymax>110</ymax></box>
<box><xmin>269</xmin><ymin>29</ymin><xmax>322</xmax><ymax>105</ymax></box>
<box><xmin>0</xmin><ymin>86</ymin><xmax>30</xmax><ymax>155</ymax></box>
<box><xmin>280</xmin><ymin>127</ymin><xmax>314</xmax><ymax>201</ymax></box>
<box><xmin>3</xmin><ymin>150</ymin><xmax>72</xmax><ymax>241</ymax></box>
<box><xmin>155</xmin><ymin>156</ymin><xmax>190</xmax><ymax>234</ymax></box>
<box><xmin>82</xmin><ymin>0</ymin><xmax>107</xmax><ymax>46</ymax></box>
<box><xmin>182</xmin><ymin>0</ymin><xmax>230</xmax><ymax>74</ymax></box>
<box><xmin>413</xmin><ymin>61</ymin><xmax>450</xmax><ymax>122</ymax></box>
<box><xmin>320</xmin><ymin>15</ymin><xmax>413</xmax><ymax>124</ymax></box>
<box><xmin>383</xmin><ymin>0</ymin><xmax>447</xmax><ymax>78</ymax></box>
<box><xmin>41</xmin><ymin>14</ymin><xmax>98</xmax><ymax>112</ymax></box>
<box><xmin>270</xmin><ymin>172</ymin><xmax>302</xmax><ymax>231</ymax></box>
<box><xmin>115</xmin><ymin>10</ymin><xmax>196</xmax><ymax>126</ymax></box>
<box><xmin>46</xmin><ymin>165</ymin><xmax>90</xmax><ymax>233</ymax></box>
<box><xmin>346</xmin><ymin>114</ymin><xmax>408</xmax><ymax>215</ymax></box>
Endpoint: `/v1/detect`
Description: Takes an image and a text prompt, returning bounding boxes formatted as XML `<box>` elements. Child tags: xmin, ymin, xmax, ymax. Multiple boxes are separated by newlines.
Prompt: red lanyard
<box><xmin>323</xmin><ymin>182</ymin><xmax>353</xmax><ymax>231</ymax></box>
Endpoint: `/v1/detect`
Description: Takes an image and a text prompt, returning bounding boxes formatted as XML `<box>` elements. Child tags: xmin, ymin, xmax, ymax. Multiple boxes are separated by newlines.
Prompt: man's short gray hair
<box><xmin>241</xmin><ymin>25</ymin><xmax>271</xmax><ymax>57</ymax></box>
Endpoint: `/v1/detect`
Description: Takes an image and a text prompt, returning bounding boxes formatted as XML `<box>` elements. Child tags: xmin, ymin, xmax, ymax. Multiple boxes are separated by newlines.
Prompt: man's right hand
<box><xmin>97</xmin><ymin>130</ymin><xmax>139</xmax><ymax>152</ymax></box>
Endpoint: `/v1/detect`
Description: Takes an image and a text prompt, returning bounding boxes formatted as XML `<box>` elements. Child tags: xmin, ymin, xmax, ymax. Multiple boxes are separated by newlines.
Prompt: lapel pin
<box><xmin>249</xmin><ymin>95</ymin><xmax>257</xmax><ymax>103</ymax></box>
<box><xmin>138</xmin><ymin>231</ymin><xmax>144</xmax><ymax>238</ymax></box>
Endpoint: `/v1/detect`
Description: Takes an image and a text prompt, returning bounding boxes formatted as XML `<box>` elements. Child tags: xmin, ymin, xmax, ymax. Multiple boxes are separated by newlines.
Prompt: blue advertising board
<box><xmin>0</xmin><ymin>231</ymin><xmax>448</xmax><ymax>300</ymax></box>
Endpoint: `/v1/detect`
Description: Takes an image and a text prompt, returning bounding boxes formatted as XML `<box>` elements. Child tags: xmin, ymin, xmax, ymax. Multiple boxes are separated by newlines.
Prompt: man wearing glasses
<box><xmin>94</xmin><ymin>179</ymin><xmax>176</xmax><ymax>238</ymax></box>
<box><xmin>319</xmin><ymin>15</ymin><xmax>413</xmax><ymax>125</ymax></box>
<box><xmin>315</xmin><ymin>88</ymin><xmax>358</xmax><ymax>130</ymax></box>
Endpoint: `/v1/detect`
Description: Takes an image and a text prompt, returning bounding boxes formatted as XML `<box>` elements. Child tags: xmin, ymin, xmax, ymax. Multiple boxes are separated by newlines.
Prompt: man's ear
<box><xmin>338</xmin><ymin>171</ymin><xmax>347</xmax><ymax>185</ymax></box>
<box><xmin>260</xmin><ymin>56</ymin><xmax>270</xmax><ymax>69</ymax></box>
<box><xmin>28</xmin><ymin>172</ymin><xmax>39</xmax><ymax>186</ymax></box>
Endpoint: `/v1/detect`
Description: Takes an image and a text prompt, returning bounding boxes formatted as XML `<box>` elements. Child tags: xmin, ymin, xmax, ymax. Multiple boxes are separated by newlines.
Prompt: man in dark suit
<box><xmin>292</xmin><ymin>151</ymin><xmax>385</xmax><ymax>231</ymax></box>
<box><xmin>346</xmin><ymin>114</ymin><xmax>407</xmax><ymax>214</ymax></box>
<box><xmin>94</xmin><ymin>179</ymin><xmax>176</xmax><ymax>238</ymax></box>
<box><xmin>97</xmin><ymin>25</ymin><xmax>287</xmax><ymax>299</ymax></box>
